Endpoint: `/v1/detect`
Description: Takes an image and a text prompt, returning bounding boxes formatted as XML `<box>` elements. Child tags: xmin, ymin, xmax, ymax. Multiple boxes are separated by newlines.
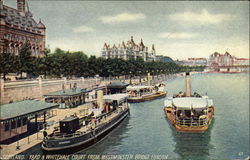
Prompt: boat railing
<box><xmin>175</xmin><ymin>117</ymin><xmax>208</xmax><ymax>126</ymax></box>
<box><xmin>47</xmin><ymin>130</ymin><xmax>90</xmax><ymax>140</ymax></box>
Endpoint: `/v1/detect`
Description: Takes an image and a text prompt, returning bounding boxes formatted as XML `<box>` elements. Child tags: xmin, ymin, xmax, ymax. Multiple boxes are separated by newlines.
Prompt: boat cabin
<box><xmin>103</xmin><ymin>93</ymin><xmax>129</xmax><ymax>113</ymax></box>
<box><xmin>165</xmin><ymin>96</ymin><xmax>213</xmax><ymax>126</ymax></box>
<box><xmin>107</xmin><ymin>82</ymin><xmax>129</xmax><ymax>94</ymax></box>
<box><xmin>60</xmin><ymin>116</ymin><xmax>80</xmax><ymax>134</ymax></box>
<box><xmin>126</xmin><ymin>85</ymin><xmax>154</xmax><ymax>97</ymax></box>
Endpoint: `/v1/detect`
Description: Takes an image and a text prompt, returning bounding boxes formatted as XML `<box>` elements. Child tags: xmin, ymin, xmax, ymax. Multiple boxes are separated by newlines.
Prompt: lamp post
<box><xmin>129</xmin><ymin>71</ymin><xmax>132</xmax><ymax>84</ymax></box>
<box><xmin>138</xmin><ymin>71</ymin><xmax>141</xmax><ymax>84</ymax></box>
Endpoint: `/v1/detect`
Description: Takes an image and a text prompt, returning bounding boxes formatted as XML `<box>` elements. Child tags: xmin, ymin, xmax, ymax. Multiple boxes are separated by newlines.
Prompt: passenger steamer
<box><xmin>127</xmin><ymin>84</ymin><xmax>167</xmax><ymax>103</ymax></box>
<box><xmin>41</xmin><ymin>93</ymin><xmax>129</xmax><ymax>153</ymax></box>
<box><xmin>163</xmin><ymin>72</ymin><xmax>214</xmax><ymax>132</ymax></box>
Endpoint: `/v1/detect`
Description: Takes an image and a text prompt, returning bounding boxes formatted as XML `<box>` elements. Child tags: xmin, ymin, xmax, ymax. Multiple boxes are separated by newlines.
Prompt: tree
<box><xmin>0</xmin><ymin>52</ymin><xmax>17</xmax><ymax>79</ymax></box>
<box><xmin>17</xmin><ymin>44</ymin><xmax>33</xmax><ymax>78</ymax></box>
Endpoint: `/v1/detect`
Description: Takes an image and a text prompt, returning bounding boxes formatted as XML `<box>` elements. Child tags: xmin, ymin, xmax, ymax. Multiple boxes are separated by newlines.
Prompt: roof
<box><xmin>60</xmin><ymin>116</ymin><xmax>78</xmax><ymax>122</ymax></box>
<box><xmin>127</xmin><ymin>85</ymin><xmax>154</xmax><ymax>91</ymax></box>
<box><xmin>107</xmin><ymin>82</ymin><xmax>129</xmax><ymax>89</ymax></box>
<box><xmin>1</xmin><ymin>4</ymin><xmax>45</xmax><ymax>34</ymax></box>
<box><xmin>37</xmin><ymin>20</ymin><xmax>46</xmax><ymax>29</ymax></box>
<box><xmin>44</xmin><ymin>88</ymin><xmax>87</xmax><ymax>97</ymax></box>
<box><xmin>103</xmin><ymin>94</ymin><xmax>129</xmax><ymax>102</ymax></box>
<box><xmin>165</xmin><ymin>97</ymin><xmax>213</xmax><ymax>109</ymax></box>
<box><xmin>0</xmin><ymin>100</ymin><xmax>59</xmax><ymax>121</ymax></box>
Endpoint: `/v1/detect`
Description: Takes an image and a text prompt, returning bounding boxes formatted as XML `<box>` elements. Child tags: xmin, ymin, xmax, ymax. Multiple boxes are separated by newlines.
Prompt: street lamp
<box><xmin>129</xmin><ymin>71</ymin><xmax>132</xmax><ymax>84</ymax></box>
<box><xmin>138</xmin><ymin>71</ymin><xmax>141</xmax><ymax>84</ymax></box>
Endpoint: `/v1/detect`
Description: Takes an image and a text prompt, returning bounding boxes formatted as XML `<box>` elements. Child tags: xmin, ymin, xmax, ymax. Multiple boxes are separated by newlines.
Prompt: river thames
<box><xmin>22</xmin><ymin>73</ymin><xmax>249</xmax><ymax>160</ymax></box>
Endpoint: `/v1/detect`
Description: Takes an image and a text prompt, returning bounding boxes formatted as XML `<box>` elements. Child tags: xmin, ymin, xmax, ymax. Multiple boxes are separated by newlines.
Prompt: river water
<box><xmin>22</xmin><ymin>73</ymin><xmax>249</xmax><ymax>160</ymax></box>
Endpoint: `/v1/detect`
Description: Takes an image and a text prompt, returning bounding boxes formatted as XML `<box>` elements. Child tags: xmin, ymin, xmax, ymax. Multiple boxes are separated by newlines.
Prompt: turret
<box><xmin>37</xmin><ymin>19</ymin><xmax>46</xmax><ymax>35</ymax></box>
<box><xmin>17</xmin><ymin>0</ymin><xmax>25</xmax><ymax>13</ymax></box>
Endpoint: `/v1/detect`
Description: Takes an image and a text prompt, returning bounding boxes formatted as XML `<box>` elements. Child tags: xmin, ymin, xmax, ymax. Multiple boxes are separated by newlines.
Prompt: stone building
<box><xmin>208</xmin><ymin>52</ymin><xmax>249</xmax><ymax>72</ymax></box>
<box><xmin>101</xmin><ymin>36</ymin><xmax>156</xmax><ymax>61</ymax></box>
<box><xmin>0</xmin><ymin>0</ymin><xmax>46</xmax><ymax>57</ymax></box>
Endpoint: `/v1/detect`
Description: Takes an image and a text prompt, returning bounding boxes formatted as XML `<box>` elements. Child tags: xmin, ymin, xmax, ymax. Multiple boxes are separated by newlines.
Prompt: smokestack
<box><xmin>17</xmin><ymin>0</ymin><xmax>25</xmax><ymax>13</ymax></box>
<box><xmin>185</xmin><ymin>72</ymin><xmax>191</xmax><ymax>97</ymax></box>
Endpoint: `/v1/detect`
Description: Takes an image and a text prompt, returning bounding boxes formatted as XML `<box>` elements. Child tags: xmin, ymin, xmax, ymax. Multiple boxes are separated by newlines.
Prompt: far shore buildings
<box><xmin>208</xmin><ymin>52</ymin><xmax>249</xmax><ymax>66</ymax></box>
<box><xmin>176</xmin><ymin>58</ymin><xmax>208</xmax><ymax>66</ymax></box>
<box><xmin>101</xmin><ymin>36</ymin><xmax>156</xmax><ymax>61</ymax></box>
<box><xmin>208</xmin><ymin>52</ymin><xmax>249</xmax><ymax>72</ymax></box>
<box><xmin>0</xmin><ymin>0</ymin><xmax>46</xmax><ymax>57</ymax></box>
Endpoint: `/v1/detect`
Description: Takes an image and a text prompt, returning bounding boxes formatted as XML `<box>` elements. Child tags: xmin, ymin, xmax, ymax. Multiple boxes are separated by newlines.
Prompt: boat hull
<box><xmin>128</xmin><ymin>91</ymin><xmax>167</xmax><ymax>103</ymax></box>
<box><xmin>41</xmin><ymin>109</ymin><xmax>129</xmax><ymax>154</ymax></box>
<box><xmin>163</xmin><ymin>106</ymin><xmax>214</xmax><ymax>133</ymax></box>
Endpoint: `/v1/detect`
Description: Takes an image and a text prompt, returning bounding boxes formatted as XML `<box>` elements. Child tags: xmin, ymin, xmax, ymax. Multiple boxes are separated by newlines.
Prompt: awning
<box><xmin>0</xmin><ymin>100</ymin><xmax>59</xmax><ymax>121</ymax></box>
<box><xmin>103</xmin><ymin>94</ymin><xmax>129</xmax><ymax>103</ymax></box>
<box><xmin>126</xmin><ymin>85</ymin><xmax>153</xmax><ymax>91</ymax></box>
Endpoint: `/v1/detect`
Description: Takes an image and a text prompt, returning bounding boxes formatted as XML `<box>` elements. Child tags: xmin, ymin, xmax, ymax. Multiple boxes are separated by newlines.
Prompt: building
<box><xmin>0</xmin><ymin>100</ymin><xmax>58</xmax><ymax>142</ymax></box>
<box><xmin>208</xmin><ymin>52</ymin><xmax>249</xmax><ymax>72</ymax></box>
<box><xmin>0</xmin><ymin>0</ymin><xmax>46</xmax><ymax>57</ymax></box>
<box><xmin>101</xmin><ymin>36</ymin><xmax>156</xmax><ymax>61</ymax></box>
<box><xmin>208</xmin><ymin>52</ymin><xmax>249</xmax><ymax>66</ymax></box>
<box><xmin>175</xmin><ymin>58</ymin><xmax>207</xmax><ymax>66</ymax></box>
<box><xmin>44</xmin><ymin>88</ymin><xmax>87</xmax><ymax>109</ymax></box>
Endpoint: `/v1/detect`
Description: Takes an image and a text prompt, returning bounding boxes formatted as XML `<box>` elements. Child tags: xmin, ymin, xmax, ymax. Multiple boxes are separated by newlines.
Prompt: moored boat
<box><xmin>41</xmin><ymin>93</ymin><xmax>129</xmax><ymax>153</ymax></box>
<box><xmin>163</xmin><ymin>72</ymin><xmax>215</xmax><ymax>132</ymax></box>
<box><xmin>127</xmin><ymin>84</ymin><xmax>167</xmax><ymax>103</ymax></box>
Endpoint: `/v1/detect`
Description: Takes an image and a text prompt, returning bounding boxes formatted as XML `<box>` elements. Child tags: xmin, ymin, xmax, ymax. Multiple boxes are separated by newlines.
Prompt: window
<box><xmin>17</xmin><ymin>119</ymin><xmax>21</xmax><ymax>128</ymax></box>
<box><xmin>11</xmin><ymin>120</ymin><xmax>16</xmax><ymax>129</ymax></box>
<box><xmin>23</xmin><ymin>117</ymin><xmax>27</xmax><ymax>125</ymax></box>
<box><xmin>4</xmin><ymin>123</ymin><xmax>10</xmax><ymax>131</ymax></box>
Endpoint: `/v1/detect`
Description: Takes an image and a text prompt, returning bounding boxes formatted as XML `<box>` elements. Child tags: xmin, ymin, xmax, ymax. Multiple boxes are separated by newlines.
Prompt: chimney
<box><xmin>17</xmin><ymin>0</ymin><xmax>25</xmax><ymax>13</ymax></box>
<box><xmin>185</xmin><ymin>72</ymin><xmax>191</xmax><ymax>97</ymax></box>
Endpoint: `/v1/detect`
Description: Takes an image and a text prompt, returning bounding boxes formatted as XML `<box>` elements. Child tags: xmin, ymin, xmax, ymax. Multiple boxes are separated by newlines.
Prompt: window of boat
<box><xmin>23</xmin><ymin>117</ymin><xmax>27</xmax><ymax>125</ymax></box>
<box><xmin>5</xmin><ymin>122</ymin><xmax>10</xmax><ymax>131</ymax></box>
<box><xmin>11</xmin><ymin>120</ymin><xmax>16</xmax><ymax>129</ymax></box>
<box><xmin>17</xmin><ymin>119</ymin><xmax>21</xmax><ymax>128</ymax></box>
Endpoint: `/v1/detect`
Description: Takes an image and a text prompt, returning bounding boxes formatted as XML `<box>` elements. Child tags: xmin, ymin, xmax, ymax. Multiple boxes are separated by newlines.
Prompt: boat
<box><xmin>163</xmin><ymin>72</ymin><xmax>215</xmax><ymax>132</ymax></box>
<box><xmin>41</xmin><ymin>93</ymin><xmax>129</xmax><ymax>153</ymax></box>
<box><xmin>127</xmin><ymin>84</ymin><xmax>167</xmax><ymax>103</ymax></box>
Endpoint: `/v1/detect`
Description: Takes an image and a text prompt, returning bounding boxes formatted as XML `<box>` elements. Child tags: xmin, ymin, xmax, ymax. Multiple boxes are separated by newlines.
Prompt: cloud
<box><xmin>169</xmin><ymin>9</ymin><xmax>232</xmax><ymax>25</ymax></box>
<box><xmin>158</xmin><ymin>32</ymin><xmax>199</xmax><ymax>39</ymax></box>
<box><xmin>100</xmin><ymin>12</ymin><xmax>145</xmax><ymax>24</ymax></box>
<box><xmin>72</xmin><ymin>25</ymin><xmax>95</xmax><ymax>33</ymax></box>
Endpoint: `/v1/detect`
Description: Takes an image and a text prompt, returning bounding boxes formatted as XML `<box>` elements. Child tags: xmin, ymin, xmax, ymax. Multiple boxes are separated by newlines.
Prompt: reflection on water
<box><xmin>78</xmin><ymin>117</ymin><xmax>131</xmax><ymax>155</ymax></box>
<box><xmin>171</xmin><ymin>120</ymin><xmax>215</xmax><ymax>160</ymax></box>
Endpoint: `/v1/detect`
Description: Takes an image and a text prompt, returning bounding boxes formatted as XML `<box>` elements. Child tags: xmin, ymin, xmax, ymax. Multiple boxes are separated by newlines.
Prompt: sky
<box><xmin>4</xmin><ymin>0</ymin><xmax>249</xmax><ymax>60</ymax></box>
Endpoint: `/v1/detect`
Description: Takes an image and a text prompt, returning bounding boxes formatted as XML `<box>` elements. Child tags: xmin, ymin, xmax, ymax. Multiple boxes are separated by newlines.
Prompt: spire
<box><xmin>140</xmin><ymin>38</ymin><xmax>145</xmax><ymax>48</ymax></box>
